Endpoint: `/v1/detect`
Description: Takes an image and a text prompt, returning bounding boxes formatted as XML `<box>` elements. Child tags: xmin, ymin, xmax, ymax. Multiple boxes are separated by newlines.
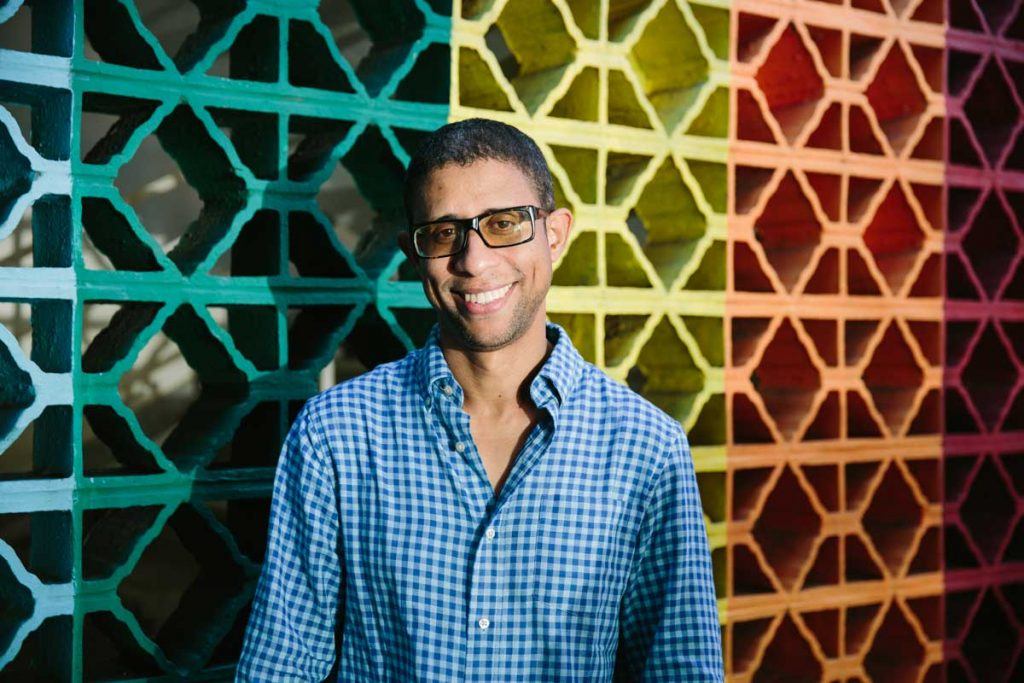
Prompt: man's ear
<box><xmin>544</xmin><ymin>208</ymin><xmax>573</xmax><ymax>262</ymax></box>
<box><xmin>397</xmin><ymin>231</ymin><xmax>419</xmax><ymax>267</ymax></box>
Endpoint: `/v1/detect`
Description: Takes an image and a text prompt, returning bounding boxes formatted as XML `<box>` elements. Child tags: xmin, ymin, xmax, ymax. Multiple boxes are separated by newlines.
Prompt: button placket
<box><xmin>468</xmin><ymin>506</ymin><xmax>506</xmax><ymax>641</ymax></box>
<box><xmin>449</xmin><ymin>412</ymin><xmax>493</xmax><ymax>499</ymax></box>
<box><xmin>468</xmin><ymin>533</ymin><xmax>495</xmax><ymax>637</ymax></box>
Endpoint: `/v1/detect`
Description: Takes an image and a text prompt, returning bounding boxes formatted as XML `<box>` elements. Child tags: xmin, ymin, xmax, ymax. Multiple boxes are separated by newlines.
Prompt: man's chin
<box><xmin>442</xmin><ymin>313</ymin><xmax>525</xmax><ymax>352</ymax></box>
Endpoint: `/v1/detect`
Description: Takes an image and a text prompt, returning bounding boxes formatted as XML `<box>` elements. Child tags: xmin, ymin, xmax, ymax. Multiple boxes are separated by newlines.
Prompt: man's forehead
<box><xmin>416</xmin><ymin>158</ymin><xmax>540</xmax><ymax>219</ymax></box>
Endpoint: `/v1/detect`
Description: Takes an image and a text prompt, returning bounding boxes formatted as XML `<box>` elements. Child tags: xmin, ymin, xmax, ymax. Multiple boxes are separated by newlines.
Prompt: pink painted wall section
<box><xmin>942</xmin><ymin>1</ymin><xmax>1024</xmax><ymax>680</ymax></box>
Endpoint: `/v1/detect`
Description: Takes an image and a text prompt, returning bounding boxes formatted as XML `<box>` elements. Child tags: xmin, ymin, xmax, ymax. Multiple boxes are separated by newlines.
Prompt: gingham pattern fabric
<box><xmin>236</xmin><ymin>323</ymin><xmax>723</xmax><ymax>682</ymax></box>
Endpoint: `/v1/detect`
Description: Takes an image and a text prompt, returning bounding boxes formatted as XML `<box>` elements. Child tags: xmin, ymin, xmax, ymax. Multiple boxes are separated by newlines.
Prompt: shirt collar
<box><xmin>415</xmin><ymin>321</ymin><xmax>585</xmax><ymax>409</ymax></box>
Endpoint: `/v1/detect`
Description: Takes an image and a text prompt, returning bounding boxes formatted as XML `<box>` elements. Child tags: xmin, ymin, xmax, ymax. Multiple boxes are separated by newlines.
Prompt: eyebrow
<box><xmin>421</xmin><ymin>207</ymin><xmax>521</xmax><ymax>224</ymax></box>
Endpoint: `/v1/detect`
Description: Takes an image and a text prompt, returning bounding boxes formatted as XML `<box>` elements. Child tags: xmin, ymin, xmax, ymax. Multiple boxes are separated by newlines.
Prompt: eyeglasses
<box><xmin>410</xmin><ymin>205</ymin><xmax>548</xmax><ymax>259</ymax></box>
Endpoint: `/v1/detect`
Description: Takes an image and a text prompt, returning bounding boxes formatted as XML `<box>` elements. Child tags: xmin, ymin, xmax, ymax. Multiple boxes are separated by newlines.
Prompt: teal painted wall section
<box><xmin>0</xmin><ymin>0</ymin><xmax>448</xmax><ymax>678</ymax></box>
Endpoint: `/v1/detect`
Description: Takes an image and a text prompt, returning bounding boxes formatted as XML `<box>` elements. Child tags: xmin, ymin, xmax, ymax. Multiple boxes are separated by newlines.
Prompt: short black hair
<box><xmin>402</xmin><ymin>118</ymin><xmax>555</xmax><ymax>224</ymax></box>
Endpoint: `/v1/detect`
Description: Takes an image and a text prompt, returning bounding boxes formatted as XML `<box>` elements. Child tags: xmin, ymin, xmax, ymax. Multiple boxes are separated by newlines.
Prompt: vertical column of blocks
<box><xmin>943</xmin><ymin>1</ymin><xmax>1024</xmax><ymax>680</ymax></box>
<box><xmin>0</xmin><ymin>1</ymin><xmax>75</xmax><ymax>678</ymax></box>
<box><xmin>0</xmin><ymin>0</ymin><xmax>450</xmax><ymax>678</ymax></box>
<box><xmin>451</xmin><ymin>0</ymin><xmax>731</xmax><ymax>625</ymax></box>
<box><xmin>726</xmin><ymin>1</ymin><xmax>945</xmax><ymax>680</ymax></box>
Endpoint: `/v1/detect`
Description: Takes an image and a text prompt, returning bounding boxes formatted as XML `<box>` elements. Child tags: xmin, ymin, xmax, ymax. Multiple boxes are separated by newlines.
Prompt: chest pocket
<box><xmin>531</xmin><ymin>490</ymin><xmax>629</xmax><ymax>614</ymax></box>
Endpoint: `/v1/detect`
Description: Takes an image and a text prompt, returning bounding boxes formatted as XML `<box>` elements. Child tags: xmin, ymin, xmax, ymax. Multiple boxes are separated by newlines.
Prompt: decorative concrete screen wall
<box><xmin>0</xmin><ymin>0</ymin><xmax>449</xmax><ymax>678</ymax></box>
<box><xmin>942</xmin><ymin>2</ymin><xmax>1024</xmax><ymax>681</ymax></box>
<box><xmin>1</xmin><ymin>0</ymin><xmax>1023</xmax><ymax>680</ymax></box>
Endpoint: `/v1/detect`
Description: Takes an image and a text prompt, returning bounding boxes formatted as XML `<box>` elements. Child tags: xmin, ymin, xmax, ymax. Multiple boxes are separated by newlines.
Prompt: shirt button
<box><xmin>485</xmin><ymin>527</ymin><xmax>496</xmax><ymax>540</ymax></box>
<box><xmin>477</xmin><ymin>617</ymin><xmax>490</xmax><ymax>631</ymax></box>
<box><xmin>455</xmin><ymin>442</ymin><xmax>465</xmax><ymax>453</ymax></box>
<box><xmin>442</xmin><ymin>384</ymin><xmax>453</xmax><ymax>396</ymax></box>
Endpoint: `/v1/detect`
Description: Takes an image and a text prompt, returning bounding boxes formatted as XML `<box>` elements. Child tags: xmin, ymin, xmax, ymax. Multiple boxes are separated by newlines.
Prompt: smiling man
<box><xmin>237</xmin><ymin>119</ymin><xmax>723</xmax><ymax>681</ymax></box>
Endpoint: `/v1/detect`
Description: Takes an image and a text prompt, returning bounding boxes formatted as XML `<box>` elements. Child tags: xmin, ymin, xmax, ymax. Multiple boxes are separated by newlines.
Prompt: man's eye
<box><xmin>433</xmin><ymin>226</ymin><xmax>457</xmax><ymax>242</ymax></box>
<box><xmin>491</xmin><ymin>220</ymin><xmax>515</xmax><ymax>230</ymax></box>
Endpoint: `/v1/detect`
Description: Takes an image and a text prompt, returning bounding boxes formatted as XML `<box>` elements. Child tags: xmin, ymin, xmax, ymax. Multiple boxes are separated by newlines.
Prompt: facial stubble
<box><xmin>439</xmin><ymin>275</ymin><xmax>547</xmax><ymax>352</ymax></box>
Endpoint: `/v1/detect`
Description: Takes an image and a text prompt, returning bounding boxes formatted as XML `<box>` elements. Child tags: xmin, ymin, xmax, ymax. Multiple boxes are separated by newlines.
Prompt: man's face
<box><xmin>400</xmin><ymin>158</ymin><xmax>572</xmax><ymax>352</ymax></box>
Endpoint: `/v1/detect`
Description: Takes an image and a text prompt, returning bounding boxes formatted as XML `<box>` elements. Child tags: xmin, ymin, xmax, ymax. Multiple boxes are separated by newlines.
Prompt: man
<box><xmin>237</xmin><ymin>118</ymin><xmax>723</xmax><ymax>681</ymax></box>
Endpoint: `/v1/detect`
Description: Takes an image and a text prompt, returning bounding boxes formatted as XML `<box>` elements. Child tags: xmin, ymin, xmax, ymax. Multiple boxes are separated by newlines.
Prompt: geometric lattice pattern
<box><xmin>944</xmin><ymin>2</ymin><xmax>1024</xmax><ymax>681</ymax></box>
<box><xmin>1</xmin><ymin>0</ymin><xmax>447</xmax><ymax>678</ymax></box>
<box><xmin>3</xmin><ymin>0</ymin><xmax>1024</xmax><ymax>680</ymax></box>
<box><xmin>727</xmin><ymin>0</ymin><xmax>947</xmax><ymax>680</ymax></box>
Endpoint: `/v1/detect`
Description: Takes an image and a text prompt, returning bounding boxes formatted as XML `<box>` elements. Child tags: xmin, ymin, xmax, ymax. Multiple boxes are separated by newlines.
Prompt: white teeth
<box><xmin>464</xmin><ymin>284</ymin><xmax>512</xmax><ymax>304</ymax></box>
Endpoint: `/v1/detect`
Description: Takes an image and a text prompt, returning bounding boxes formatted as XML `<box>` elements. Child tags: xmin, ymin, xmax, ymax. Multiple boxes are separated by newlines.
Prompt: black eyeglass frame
<box><xmin>409</xmin><ymin>205</ymin><xmax>549</xmax><ymax>259</ymax></box>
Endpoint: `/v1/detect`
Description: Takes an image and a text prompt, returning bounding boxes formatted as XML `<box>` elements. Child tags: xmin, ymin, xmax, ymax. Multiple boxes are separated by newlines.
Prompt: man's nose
<box><xmin>452</xmin><ymin>226</ymin><xmax>500</xmax><ymax>274</ymax></box>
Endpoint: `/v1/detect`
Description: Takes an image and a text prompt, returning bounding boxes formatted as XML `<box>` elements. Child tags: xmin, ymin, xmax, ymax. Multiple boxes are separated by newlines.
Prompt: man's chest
<box><xmin>338</xmin><ymin>425</ymin><xmax>645</xmax><ymax>622</ymax></box>
<box><xmin>468</xmin><ymin>413</ymin><xmax>534</xmax><ymax>491</ymax></box>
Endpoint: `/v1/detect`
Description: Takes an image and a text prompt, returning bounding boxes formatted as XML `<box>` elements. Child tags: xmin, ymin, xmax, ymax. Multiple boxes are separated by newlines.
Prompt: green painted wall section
<box><xmin>0</xmin><ymin>0</ymin><xmax>448</xmax><ymax>678</ymax></box>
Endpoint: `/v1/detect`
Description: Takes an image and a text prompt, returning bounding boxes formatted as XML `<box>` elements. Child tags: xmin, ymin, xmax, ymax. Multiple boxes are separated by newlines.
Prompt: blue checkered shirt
<box><xmin>237</xmin><ymin>323</ymin><xmax>723</xmax><ymax>681</ymax></box>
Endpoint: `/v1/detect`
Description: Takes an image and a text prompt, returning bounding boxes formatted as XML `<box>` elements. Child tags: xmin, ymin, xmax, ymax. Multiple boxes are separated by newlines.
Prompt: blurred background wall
<box><xmin>0</xmin><ymin>0</ymin><xmax>1022</xmax><ymax>680</ymax></box>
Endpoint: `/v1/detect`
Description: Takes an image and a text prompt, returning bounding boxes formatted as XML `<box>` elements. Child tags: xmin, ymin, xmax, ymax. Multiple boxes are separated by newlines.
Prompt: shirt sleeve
<box><xmin>236</xmin><ymin>403</ymin><xmax>342</xmax><ymax>682</ymax></box>
<box><xmin>614</xmin><ymin>427</ymin><xmax>724</xmax><ymax>682</ymax></box>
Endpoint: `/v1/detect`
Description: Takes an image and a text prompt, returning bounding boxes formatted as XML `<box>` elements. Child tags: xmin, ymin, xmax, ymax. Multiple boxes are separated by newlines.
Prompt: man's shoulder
<box><xmin>303</xmin><ymin>348</ymin><xmax>419</xmax><ymax>420</ymax></box>
<box><xmin>568</xmin><ymin>364</ymin><xmax>690</xmax><ymax>499</ymax></box>
<box><xmin>575</xmin><ymin>362</ymin><xmax>686</xmax><ymax>447</ymax></box>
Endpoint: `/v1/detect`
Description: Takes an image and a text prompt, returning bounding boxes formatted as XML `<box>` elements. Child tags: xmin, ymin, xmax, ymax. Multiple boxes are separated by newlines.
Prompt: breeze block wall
<box><xmin>0</xmin><ymin>0</ymin><xmax>447</xmax><ymax>678</ymax></box>
<box><xmin>725</xmin><ymin>0</ymin><xmax>948</xmax><ymax>679</ymax></box>
<box><xmin>452</xmin><ymin>1</ymin><xmax>1024</xmax><ymax>681</ymax></box>
<box><xmin>942</xmin><ymin>1</ymin><xmax>1024</xmax><ymax>681</ymax></box>
<box><xmin>1</xmin><ymin>0</ymin><xmax>1023</xmax><ymax>681</ymax></box>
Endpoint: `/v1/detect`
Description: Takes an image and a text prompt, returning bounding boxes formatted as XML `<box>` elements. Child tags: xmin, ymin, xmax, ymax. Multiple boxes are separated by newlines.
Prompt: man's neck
<box><xmin>439</xmin><ymin>318</ymin><xmax>552</xmax><ymax>419</ymax></box>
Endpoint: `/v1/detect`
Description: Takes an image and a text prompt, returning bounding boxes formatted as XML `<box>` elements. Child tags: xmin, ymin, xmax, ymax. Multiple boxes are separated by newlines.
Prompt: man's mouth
<box><xmin>457</xmin><ymin>283</ymin><xmax>513</xmax><ymax>305</ymax></box>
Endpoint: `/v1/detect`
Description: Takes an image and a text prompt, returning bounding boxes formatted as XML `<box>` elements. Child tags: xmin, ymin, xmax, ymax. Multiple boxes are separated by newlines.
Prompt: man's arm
<box><xmin>236</xmin><ymin>403</ymin><xmax>342</xmax><ymax>682</ymax></box>
<box><xmin>614</xmin><ymin>427</ymin><xmax>724</xmax><ymax>681</ymax></box>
